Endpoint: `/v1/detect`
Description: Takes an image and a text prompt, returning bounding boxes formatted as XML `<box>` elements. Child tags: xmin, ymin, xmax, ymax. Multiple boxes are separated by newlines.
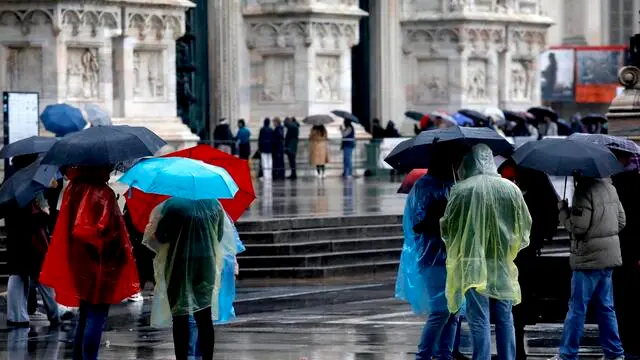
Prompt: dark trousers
<box><xmin>173</xmin><ymin>307</ymin><xmax>215</xmax><ymax>360</ymax></box>
<box><xmin>286</xmin><ymin>150</ymin><xmax>297</xmax><ymax>178</ymax></box>
<box><xmin>73</xmin><ymin>302</ymin><xmax>110</xmax><ymax>360</ymax></box>
<box><xmin>614</xmin><ymin>265</ymin><xmax>640</xmax><ymax>356</ymax></box>
<box><xmin>238</xmin><ymin>143</ymin><xmax>251</xmax><ymax>160</ymax></box>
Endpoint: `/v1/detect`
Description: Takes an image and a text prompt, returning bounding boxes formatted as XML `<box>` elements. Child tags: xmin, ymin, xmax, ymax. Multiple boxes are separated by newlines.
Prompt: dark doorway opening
<box><xmin>351</xmin><ymin>0</ymin><xmax>371</xmax><ymax>132</ymax></box>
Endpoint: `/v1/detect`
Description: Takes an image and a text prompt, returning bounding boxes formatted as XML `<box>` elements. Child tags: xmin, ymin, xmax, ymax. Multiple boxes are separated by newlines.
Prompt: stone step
<box><xmin>241</xmin><ymin>235</ymin><xmax>404</xmax><ymax>256</ymax></box>
<box><xmin>236</xmin><ymin>214</ymin><xmax>403</xmax><ymax>232</ymax></box>
<box><xmin>238</xmin><ymin>260</ymin><xmax>400</xmax><ymax>279</ymax></box>
<box><xmin>238</xmin><ymin>247</ymin><xmax>401</xmax><ymax>269</ymax></box>
<box><xmin>239</xmin><ymin>223</ymin><xmax>402</xmax><ymax>244</ymax></box>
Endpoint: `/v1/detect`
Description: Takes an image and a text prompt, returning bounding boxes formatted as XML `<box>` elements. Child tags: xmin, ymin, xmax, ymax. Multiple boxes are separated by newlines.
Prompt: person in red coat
<box><xmin>40</xmin><ymin>166</ymin><xmax>139</xmax><ymax>360</ymax></box>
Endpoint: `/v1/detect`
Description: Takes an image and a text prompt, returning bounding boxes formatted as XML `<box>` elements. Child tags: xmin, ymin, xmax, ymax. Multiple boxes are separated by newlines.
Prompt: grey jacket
<box><xmin>560</xmin><ymin>178</ymin><xmax>625</xmax><ymax>270</ymax></box>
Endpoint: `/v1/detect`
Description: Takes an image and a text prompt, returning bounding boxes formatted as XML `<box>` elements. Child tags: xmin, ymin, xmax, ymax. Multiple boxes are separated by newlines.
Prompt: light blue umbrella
<box><xmin>83</xmin><ymin>103</ymin><xmax>112</xmax><ymax>126</ymax></box>
<box><xmin>119</xmin><ymin>157</ymin><xmax>239</xmax><ymax>200</ymax></box>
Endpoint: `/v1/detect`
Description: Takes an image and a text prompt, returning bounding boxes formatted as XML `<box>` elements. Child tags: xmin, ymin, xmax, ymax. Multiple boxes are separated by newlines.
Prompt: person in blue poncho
<box><xmin>395</xmin><ymin>152</ymin><xmax>462</xmax><ymax>360</ymax></box>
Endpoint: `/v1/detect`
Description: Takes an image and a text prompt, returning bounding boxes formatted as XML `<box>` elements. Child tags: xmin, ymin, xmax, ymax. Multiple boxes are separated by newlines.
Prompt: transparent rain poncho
<box><xmin>143</xmin><ymin>197</ymin><xmax>238</xmax><ymax>328</ymax></box>
<box><xmin>395</xmin><ymin>175</ymin><xmax>453</xmax><ymax>315</ymax></box>
<box><xmin>440</xmin><ymin>144</ymin><xmax>532</xmax><ymax>313</ymax></box>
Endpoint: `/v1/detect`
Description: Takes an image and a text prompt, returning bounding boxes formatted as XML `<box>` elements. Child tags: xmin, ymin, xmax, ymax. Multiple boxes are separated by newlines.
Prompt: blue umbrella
<box><xmin>83</xmin><ymin>103</ymin><xmax>112</xmax><ymax>126</ymax></box>
<box><xmin>0</xmin><ymin>136</ymin><xmax>57</xmax><ymax>158</ymax></box>
<box><xmin>331</xmin><ymin>110</ymin><xmax>359</xmax><ymax>123</ymax></box>
<box><xmin>40</xmin><ymin>104</ymin><xmax>87</xmax><ymax>136</ymax></box>
<box><xmin>452</xmin><ymin>112</ymin><xmax>474</xmax><ymax>126</ymax></box>
<box><xmin>119</xmin><ymin>157</ymin><xmax>239</xmax><ymax>200</ymax></box>
<box><xmin>0</xmin><ymin>159</ymin><xmax>58</xmax><ymax>210</ymax></box>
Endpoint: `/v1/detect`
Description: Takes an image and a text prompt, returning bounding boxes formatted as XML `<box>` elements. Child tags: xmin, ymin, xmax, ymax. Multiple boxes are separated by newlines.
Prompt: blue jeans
<box><xmin>188</xmin><ymin>315</ymin><xmax>199</xmax><ymax>358</ymax></box>
<box><xmin>343</xmin><ymin>146</ymin><xmax>353</xmax><ymax>177</ymax></box>
<box><xmin>465</xmin><ymin>289</ymin><xmax>515</xmax><ymax>360</ymax></box>
<box><xmin>417</xmin><ymin>311</ymin><xmax>459</xmax><ymax>360</ymax></box>
<box><xmin>73</xmin><ymin>302</ymin><xmax>110</xmax><ymax>360</ymax></box>
<box><xmin>559</xmin><ymin>269</ymin><xmax>624</xmax><ymax>360</ymax></box>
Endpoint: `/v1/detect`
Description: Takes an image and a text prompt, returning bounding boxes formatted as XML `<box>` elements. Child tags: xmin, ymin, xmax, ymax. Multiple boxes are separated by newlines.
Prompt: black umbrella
<box><xmin>0</xmin><ymin>136</ymin><xmax>57</xmax><ymax>159</ymax></box>
<box><xmin>512</xmin><ymin>138</ymin><xmax>623</xmax><ymax>178</ymax></box>
<box><xmin>458</xmin><ymin>109</ymin><xmax>491</xmax><ymax>127</ymax></box>
<box><xmin>331</xmin><ymin>110</ymin><xmax>359</xmax><ymax>123</ymax></box>
<box><xmin>0</xmin><ymin>159</ymin><xmax>58</xmax><ymax>211</ymax></box>
<box><xmin>580</xmin><ymin>113</ymin><xmax>607</xmax><ymax>124</ymax></box>
<box><xmin>527</xmin><ymin>106</ymin><xmax>558</xmax><ymax>122</ymax></box>
<box><xmin>41</xmin><ymin>125</ymin><xmax>167</xmax><ymax>166</ymax></box>
<box><xmin>384</xmin><ymin>126</ymin><xmax>513</xmax><ymax>170</ymax></box>
<box><xmin>302</xmin><ymin>114</ymin><xmax>334</xmax><ymax>126</ymax></box>
<box><xmin>404</xmin><ymin>111</ymin><xmax>425</xmax><ymax>121</ymax></box>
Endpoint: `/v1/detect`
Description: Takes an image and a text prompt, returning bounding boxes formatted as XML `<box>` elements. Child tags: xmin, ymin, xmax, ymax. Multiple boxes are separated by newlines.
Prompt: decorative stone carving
<box><xmin>315</xmin><ymin>55</ymin><xmax>340</xmax><ymax>101</ymax></box>
<box><xmin>133</xmin><ymin>50</ymin><xmax>165</xmax><ymax>100</ymax></box>
<box><xmin>508</xmin><ymin>27</ymin><xmax>547</xmax><ymax>56</ymax></box>
<box><xmin>402</xmin><ymin>27</ymin><xmax>461</xmax><ymax>55</ymax></box>
<box><xmin>0</xmin><ymin>9</ymin><xmax>55</xmax><ymax>36</ymax></box>
<box><xmin>66</xmin><ymin>47</ymin><xmax>100</xmax><ymax>100</ymax></box>
<box><xmin>128</xmin><ymin>12</ymin><xmax>184</xmax><ymax>40</ymax></box>
<box><xmin>510</xmin><ymin>59</ymin><xmax>537</xmax><ymax>101</ymax></box>
<box><xmin>404</xmin><ymin>0</ymin><xmax>441</xmax><ymax>13</ymax></box>
<box><xmin>415</xmin><ymin>59</ymin><xmax>449</xmax><ymax>104</ymax></box>
<box><xmin>61</xmin><ymin>9</ymin><xmax>119</xmax><ymax>37</ymax></box>
<box><xmin>6</xmin><ymin>47</ymin><xmax>42</xmax><ymax>93</ymax></box>
<box><xmin>260</xmin><ymin>54</ymin><xmax>294</xmax><ymax>102</ymax></box>
<box><xmin>467</xmin><ymin>59</ymin><xmax>488</xmax><ymax>101</ymax></box>
<box><xmin>246</xmin><ymin>20</ymin><xmax>358</xmax><ymax>50</ymax></box>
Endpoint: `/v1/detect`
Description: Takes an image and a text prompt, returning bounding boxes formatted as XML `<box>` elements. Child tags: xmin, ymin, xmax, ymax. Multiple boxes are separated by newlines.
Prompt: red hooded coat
<box><xmin>39</xmin><ymin>167</ymin><xmax>140</xmax><ymax>306</ymax></box>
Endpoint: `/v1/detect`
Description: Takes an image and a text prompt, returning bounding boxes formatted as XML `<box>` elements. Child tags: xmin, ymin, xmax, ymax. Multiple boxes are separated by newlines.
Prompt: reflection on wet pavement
<box><xmin>0</xmin><ymin>296</ymin><xmax>603</xmax><ymax>359</ymax></box>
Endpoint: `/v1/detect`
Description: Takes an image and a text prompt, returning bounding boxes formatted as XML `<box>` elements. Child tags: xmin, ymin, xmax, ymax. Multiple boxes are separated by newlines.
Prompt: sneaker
<box><xmin>125</xmin><ymin>293</ymin><xmax>144</xmax><ymax>302</ymax></box>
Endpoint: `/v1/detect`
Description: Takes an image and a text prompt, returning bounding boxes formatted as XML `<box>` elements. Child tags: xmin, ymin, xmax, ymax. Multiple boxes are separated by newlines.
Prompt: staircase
<box><xmin>236</xmin><ymin>214</ymin><xmax>404</xmax><ymax>278</ymax></box>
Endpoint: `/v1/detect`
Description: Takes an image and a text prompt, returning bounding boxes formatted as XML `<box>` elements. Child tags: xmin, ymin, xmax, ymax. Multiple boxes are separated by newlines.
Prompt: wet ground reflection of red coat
<box><xmin>40</xmin><ymin>169</ymin><xmax>140</xmax><ymax>306</ymax></box>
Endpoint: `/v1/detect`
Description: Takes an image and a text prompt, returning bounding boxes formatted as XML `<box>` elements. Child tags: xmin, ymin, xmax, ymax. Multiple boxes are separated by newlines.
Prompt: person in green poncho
<box><xmin>440</xmin><ymin>144</ymin><xmax>532</xmax><ymax>360</ymax></box>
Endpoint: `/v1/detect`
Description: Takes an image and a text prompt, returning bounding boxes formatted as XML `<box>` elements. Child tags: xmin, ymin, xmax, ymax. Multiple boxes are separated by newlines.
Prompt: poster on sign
<box><xmin>575</xmin><ymin>47</ymin><xmax>625</xmax><ymax>103</ymax></box>
<box><xmin>540</xmin><ymin>48</ymin><xmax>575</xmax><ymax>102</ymax></box>
<box><xmin>3</xmin><ymin>92</ymin><xmax>39</xmax><ymax>146</ymax></box>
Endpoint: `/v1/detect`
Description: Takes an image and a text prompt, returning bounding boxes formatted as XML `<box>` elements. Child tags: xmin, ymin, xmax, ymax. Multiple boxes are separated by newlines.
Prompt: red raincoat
<box><xmin>39</xmin><ymin>167</ymin><xmax>140</xmax><ymax>306</ymax></box>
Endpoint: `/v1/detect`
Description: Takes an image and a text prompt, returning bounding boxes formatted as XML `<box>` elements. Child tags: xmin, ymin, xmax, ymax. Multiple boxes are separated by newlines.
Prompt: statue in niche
<box><xmin>510</xmin><ymin>62</ymin><xmax>527</xmax><ymax>100</ymax></box>
<box><xmin>416</xmin><ymin>74</ymin><xmax>448</xmax><ymax>103</ymax></box>
<box><xmin>467</xmin><ymin>67</ymin><xmax>486</xmax><ymax>100</ymax></box>
<box><xmin>133</xmin><ymin>52</ymin><xmax>141</xmax><ymax>95</ymax></box>
<box><xmin>316</xmin><ymin>56</ymin><xmax>339</xmax><ymax>101</ymax></box>
<box><xmin>81</xmin><ymin>48</ymin><xmax>99</xmax><ymax>98</ymax></box>
<box><xmin>260</xmin><ymin>56</ymin><xmax>294</xmax><ymax>102</ymax></box>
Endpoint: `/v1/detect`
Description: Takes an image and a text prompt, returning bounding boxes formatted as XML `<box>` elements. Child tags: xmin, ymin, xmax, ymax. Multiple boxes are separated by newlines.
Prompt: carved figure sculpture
<box><xmin>81</xmin><ymin>48</ymin><xmax>99</xmax><ymax>98</ymax></box>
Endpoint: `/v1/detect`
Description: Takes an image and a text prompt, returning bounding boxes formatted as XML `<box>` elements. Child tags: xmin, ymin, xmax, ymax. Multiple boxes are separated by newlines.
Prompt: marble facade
<box><xmin>0</xmin><ymin>0</ymin><xmax>198</xmax><ymax>148</ymax></box>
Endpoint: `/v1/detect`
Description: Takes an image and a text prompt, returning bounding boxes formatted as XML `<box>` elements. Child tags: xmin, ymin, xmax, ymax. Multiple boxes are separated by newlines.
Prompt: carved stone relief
<box><xmin>415</xmin><ymin>59</ymin><xmax>449</xmax><ymax>104</ymax></box>
<box><xmin>0</xmin><ymin>9</ymin><xmax>55</xmax><ymax>36</ymax></box>
<box><xmin>66</xmin><ymin>48</ymin><xmax>100</xmax><ymax>100</ymax></box>
<box><xmin>466</xmin><ymin>59</ymin><xmax>488</xmax><ymax>101</ymax></box>
<box><xmin>246</xmin><ymin>21</ymin><xmax>357</xmax><ymax>50</ymax></box>
<box><xmin>133</xmin><ymin>50</ymin><xmax>165</xmax><ymax>100</ymax></box>
<box><xmin>510</xmin><ymin>59</ymin><xmax>535</xmax><ymax>101</ymax></box>
<box><xmin>315</xmin><ymin>55</ymin><xmax>340</xmax><ymax>101</ymax></box>
<box><xmin>61</xmin><ymin>10</ymin><xmax>119</xmax><ymax>37</ymax></box>
<box><xmin>128</xmin><ymin>12</ymin><xmax>184</xmax><ymax>41</ymax></box>
<box><xmin>259</xmin><ymin>54</ymin><xmax>295</xmax><ymax>102</ymax></box>
<box><xmin>405</xmin><ymin>0</ymin><xmax>442</xmax><ymax>13</ymax></box>
<box><xmin>6</xmin><ymin>47</ymin><xmax>42</xmax><ymax>93</ymax></box>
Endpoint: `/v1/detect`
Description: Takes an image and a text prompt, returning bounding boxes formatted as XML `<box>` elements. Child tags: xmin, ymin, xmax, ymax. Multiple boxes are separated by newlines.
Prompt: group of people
<box><xmin>398</xmin><ymin>142</ymin><xmax>640</xmax><ymax>360</ymax></box>
<box><xmin>5</xmin><ymin>154</ymin><xmax>239</xmax><ymax>360</ymax></box>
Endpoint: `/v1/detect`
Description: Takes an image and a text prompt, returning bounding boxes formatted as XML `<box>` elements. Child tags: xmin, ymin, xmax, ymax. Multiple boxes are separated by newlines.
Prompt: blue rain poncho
<box><xmin>143</xmin><ymin>198</ymin><xmax>238</xmax><ymax>328</ymax></box>
<box><xmin>440</xmin><ymin>144</ymin><xmax>532</xmax><ymax>313</ymax></box>
<box><xmin>395</xmin><ymin>175</ymin><xmax>453</xmax><ymax>315</ymax></box>
<box><xmin>216</xmin><ymin>232</ymin><xmax>245</xmax><ymax>324</ymax></box>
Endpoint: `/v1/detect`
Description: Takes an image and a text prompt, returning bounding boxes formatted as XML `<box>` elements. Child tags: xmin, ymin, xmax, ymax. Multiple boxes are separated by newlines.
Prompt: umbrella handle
<box><xmin>563</xmin><ymin>176</ymin><xmax>567</xmax><ymax>199</ymax></box>
<box><xmin>451</xmin><ymin>165</ymin><xmax>457</xmax><ymax>184</ymax></box>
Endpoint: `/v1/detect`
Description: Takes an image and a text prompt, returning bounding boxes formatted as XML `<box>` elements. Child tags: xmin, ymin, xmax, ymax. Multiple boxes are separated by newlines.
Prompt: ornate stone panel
<box><xmin>61</xmin><ymin>9</ymin><xmax>119</xmax><ymax>37</ymax></box>
<box><xmin>0</xmin><ymin>9</ymin><xmax>56</xmax><ymax>36</ymax></box>
<box><xmin>315</xmin><ymin>54</ymin><xmax>340</xmax><ymax>101</ymax></box>
<box><xmin>6</xmin><ymin>46</ymin><xmax>42</xmax><ymax>93</ymax></box>
<box><xmin>510</xmin><ymin>58</ymin><xmax>536</xmax><ymax>101</ymax></box>
<box><xmin>66</xmin><ymin>47</ymin><xmax>100</xmax><ymax>100</ymax></box>
<box><xmin>259</xmin><ymin>54</ymin><xmax>295</xmax><ymax>103</ymax></box>
<box><xmin>415</xmin><ymin>58</ymin><xmax>449</xmax><ymax>105</ymax></box>
<box><xmin>132</xmin><ymin>49</ymin><xmax>165</xmax><ymax>100</ymax></box>
<box><xmin>466</xmin><ymin>58</ymin><xmax>488</xmax><ymax>102</ymax></box>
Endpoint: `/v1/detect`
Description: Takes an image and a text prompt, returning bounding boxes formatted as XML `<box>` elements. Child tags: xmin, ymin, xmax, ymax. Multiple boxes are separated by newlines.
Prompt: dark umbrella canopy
<box><xmin>512</xmin><ymin>138</ymin><xmax>623</xmax><ymax>178</ymax></box>
<box><xmin>41</xmin><ymin>125</ymin><xmax>167</xmax><ymax>166</ymax></box>
<box><xmin>384</xmin><ymin>126</ymin><xmax>513</xmax><ymax>170</ymax></box>
<box><xmin>580</xmin><ymin>113</ymin><xmax>607</xmax><ymax>124</ymax></box>
<box><xmin>527</xmin><ymin>106</ymin><xmax>558</xmax><ymax>122</ymax></box>
<box><xmin>568</xmin><ymin>133</ymin><xmax>640</xmax><ymax>154</ymax></box>
<box><xmin>0</xmin><ymin>159</ymin><xmax>58</xmax><ymax>210</ymax></box>
<box><xmin>331</xmin><ymin>110</ymin><xmax>359</xmax><ymax>123</ymax></box>
<box><xmin>404</xmin><ymin>111</ymin><xmax>425</xmax><ymax>121</ymax></box>
<box><xmin>302</xmin><ymin>114</ymin><xmax>334</xmax><ymax>125</ymax></box>
<box><xmin>458</xmin><ymin>109</ymin><xmax>491</xmax><ymax>127</ymax></box>
<box><xmin>40</xmin><ymin>104</ymin><xmax>87</xmax><ymax>136</ymax></box>
<box><xmin>0</xmin><ymin>136</ymin><xmax>57</xmax><ymax>158</ymax></box>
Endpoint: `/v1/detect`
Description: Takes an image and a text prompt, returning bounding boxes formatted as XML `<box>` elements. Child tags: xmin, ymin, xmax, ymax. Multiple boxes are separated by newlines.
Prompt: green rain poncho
<box><xmin>440</xmin><ymin>144</ymin><xmax>532</xmax><ymax>313</ymax></box>
<box><xmin>143</xmin><ymin>197</ymin><xmax>238</xmax><ymax>328</ymax></box>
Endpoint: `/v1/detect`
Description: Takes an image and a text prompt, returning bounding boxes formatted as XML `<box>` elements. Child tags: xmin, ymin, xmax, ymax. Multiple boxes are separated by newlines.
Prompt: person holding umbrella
<box><xmin>310</xmin><ymin>124</ymin><xmax>329</xmax><ymax>178</ymax></box>
<box><xmin>341</xmin><ymin>118</ymin><xmax>355</xmax><ymax>178</ymax></box>
<box><xmin>440</xmin><ymin>144</ymin><xmax>532</xmax><ymax>360</ymax></box>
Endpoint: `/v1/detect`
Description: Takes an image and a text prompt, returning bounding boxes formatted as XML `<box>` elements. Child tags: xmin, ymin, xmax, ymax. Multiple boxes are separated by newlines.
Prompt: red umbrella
<box><xmin>124</xmin><ymin>144</ymin><xmax>256</xmax><ymax>233</ymax></box>
<box><xmin>397</xmin><ymin>169</ymin><xmax>428</xmax><ymax>194</ymax></box>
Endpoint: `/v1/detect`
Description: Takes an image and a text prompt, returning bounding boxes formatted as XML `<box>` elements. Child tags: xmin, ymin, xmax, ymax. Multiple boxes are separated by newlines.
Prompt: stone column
<box><xmin>242</xmin><ymin>0</ymin><xmax>367</xmax><ymax>137</ymax></box>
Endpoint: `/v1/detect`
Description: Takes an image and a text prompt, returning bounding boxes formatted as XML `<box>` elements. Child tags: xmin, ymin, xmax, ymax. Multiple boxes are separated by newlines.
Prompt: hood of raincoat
<box><xmin>39</xmin><ymin>177</ymin><xmax>140</xmax><ymax>306</ymax></box>
<box><xmin>458</xmin><ymin>143</ymin><xmax>499</xmax><ymax>180</ymax></box>
<box><xmin>143</xmin><ymin>198</ymin><xmax>239</xmax><ymax>328</ymax></box>
<box><xmin>441</xmin><ymin>145</ymin><xmax>532</xmax><ymax>313</ymax></box>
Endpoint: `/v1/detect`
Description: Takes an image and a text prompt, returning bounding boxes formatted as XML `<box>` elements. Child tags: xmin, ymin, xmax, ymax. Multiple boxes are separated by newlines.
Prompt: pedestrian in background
<box><xmin>340</xmin><ymin>119</ymin><xmax>355</xmax><ymax>178</ymax></box>
<box><xmin>551</xmin><ymin>173</ymin><xmax>625</xmax><ymax>360</ymax></box>
<box><xmin>258</xmin><ymin>118</ymin><xmax>274</xmax><ymax>181</ymax></box>
<box><xmin>611</xmin><ymin>150</ymin><xmax>640</xmax><ymax>359</ymax></box>
<box><xmin>236</xmin><ymin>119</ymin><xmax>251</xmax><ymax>160</ymax></box>
<box><xmin>213</xmin><ymin>118</ymin><xmax>235</xmax><ymax>155</ymax></box>
<box><xmin>310</xmin><ymin>124</ymin><xmax>328</xmax><ymax>178</ymax></box>
<box><xmin>284</xmin><ymin>117</ymin><xmax>299</xmax><ymax>179</ymax></box>
<box><xmin>272</xmin><ymin>117</ymin><xmax>286</xmax><ymax>180</ymax></box>
<box><xmin>395</xmin><ymin>153</ymin><xmax>459</xmax><ymax>360</ymax></box>
<box><xmin>441</xmin><ymin>144</ymin><xmax>532</xmax><ymax>360</ymax></box>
